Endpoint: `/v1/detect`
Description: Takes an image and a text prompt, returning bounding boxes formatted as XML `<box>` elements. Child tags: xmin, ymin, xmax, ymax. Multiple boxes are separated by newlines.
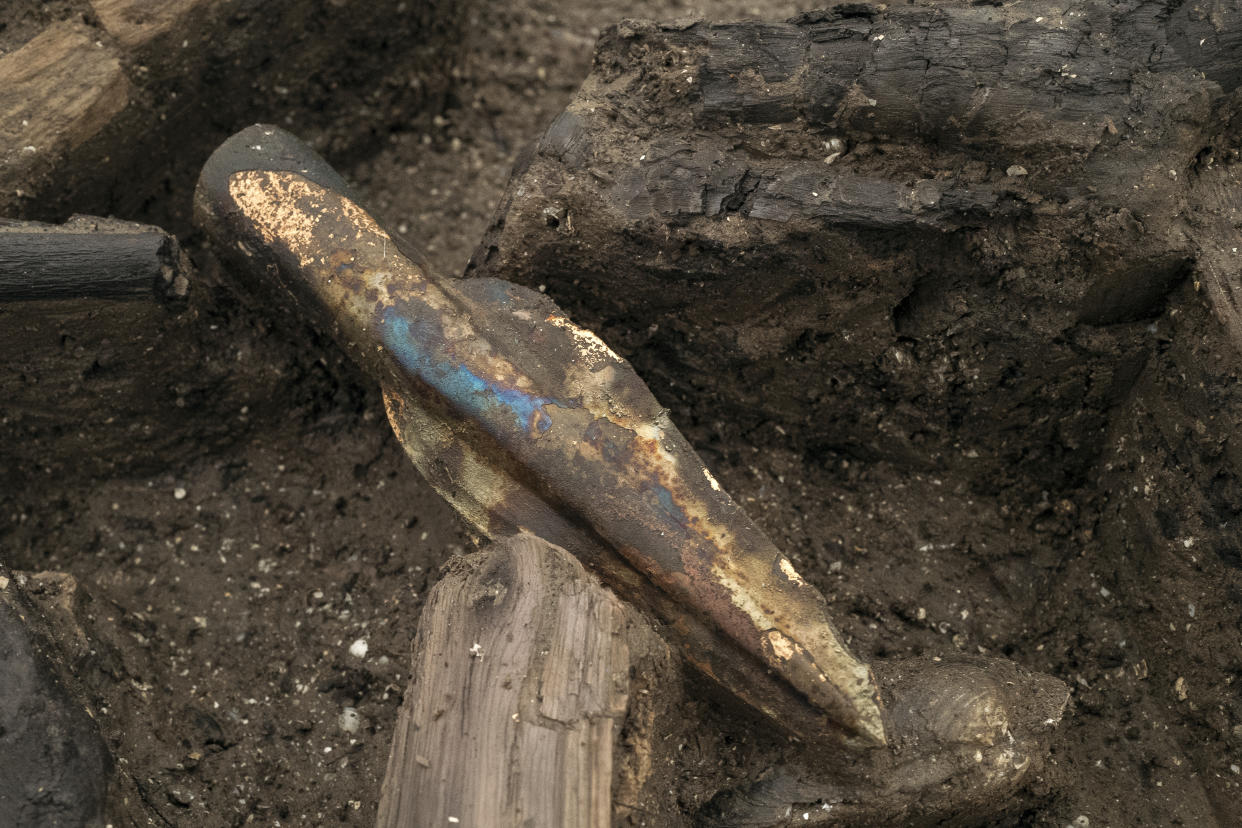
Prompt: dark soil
<box><xmin>2</xmin><ymin>0</ymin><xmax>1241</xmax><ymax>827</ymax></box>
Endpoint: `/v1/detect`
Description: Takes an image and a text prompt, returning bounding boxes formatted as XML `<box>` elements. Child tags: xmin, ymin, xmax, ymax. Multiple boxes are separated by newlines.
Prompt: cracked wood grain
<box><xmin>376</xmin><ymin>534</ymin><xmax>667</xmax><ymax>828</ymax></box>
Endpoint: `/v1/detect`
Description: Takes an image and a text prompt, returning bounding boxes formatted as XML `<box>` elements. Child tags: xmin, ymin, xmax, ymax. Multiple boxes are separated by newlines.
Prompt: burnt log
<box><xmin>469</xmin><ymin>0</ymin><xmax>1242</xmax><ymax>497</ymax></box>
<box><xmin>375</xmin><ymin>534</ymin><xmax>679</xmax><ymax>828</ymax></box>
<box><xmin>0</xmin><ymin>215</ymin><xmax>190</xmax><ymax>302</ymax></box>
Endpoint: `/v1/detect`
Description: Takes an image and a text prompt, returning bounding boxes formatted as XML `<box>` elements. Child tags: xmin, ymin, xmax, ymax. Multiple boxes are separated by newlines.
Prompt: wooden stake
<box><xmin>376</xmin><ymin>534</ymin><xmax>667</xmax><ymax>828</ymax></box>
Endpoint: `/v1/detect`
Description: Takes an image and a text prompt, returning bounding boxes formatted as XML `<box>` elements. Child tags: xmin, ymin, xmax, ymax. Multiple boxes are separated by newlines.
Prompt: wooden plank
<box><xmin>376</xmin><ymin>534</ymin><xmax>663</xmax><ymax>828</ymax></box>
<box><xmin>0</xmin><ymin>22</ymin><xmax>129</xmax><ymax>195</ymax></box>
<box><xmin>89</xmin><ymin>0</ymin><xmax>211</xmax><ymax>51</ymax></box>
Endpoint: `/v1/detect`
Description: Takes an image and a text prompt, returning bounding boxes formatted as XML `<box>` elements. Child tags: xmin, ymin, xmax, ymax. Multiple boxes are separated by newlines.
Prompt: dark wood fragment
<box><xmin>469</xmin><ymin>0</ymin><xmax>1241</xmax><ymax>498</ymax></box>
<box><xmin>0</xmin><ymin>568</ymin><xmax>115</xmax><ymax>827</ymax></box>
<box><xmin>0</xmin><ymin>215</ymin><xmax>190</xmax><ymax>302</ymax></box>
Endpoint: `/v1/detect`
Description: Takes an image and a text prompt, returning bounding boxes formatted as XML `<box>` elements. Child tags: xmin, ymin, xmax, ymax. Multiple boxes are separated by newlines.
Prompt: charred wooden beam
<box><xmin>466</xmin><ymin>0</ymin><xmax>1242</xmax><ymax>498</ymax></box>
<box><xmin>0</xmin><ymin>215</ymin><xmax>191</xmax><ymax>302</ymax></box>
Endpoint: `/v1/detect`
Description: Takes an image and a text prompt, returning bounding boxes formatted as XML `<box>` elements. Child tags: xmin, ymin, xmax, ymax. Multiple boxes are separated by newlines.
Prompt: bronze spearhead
<box><xmin>195</xmin><ymin>124</ymin><xmax>886</xmax><ymax>747</ymax></box>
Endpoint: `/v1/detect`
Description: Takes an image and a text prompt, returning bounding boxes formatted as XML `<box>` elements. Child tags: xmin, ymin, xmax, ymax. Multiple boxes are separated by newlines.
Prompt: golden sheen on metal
<box><xmin>195</xmin><ymin>124</ymin><xmax>886</xmax><ymax>747</ymax></box>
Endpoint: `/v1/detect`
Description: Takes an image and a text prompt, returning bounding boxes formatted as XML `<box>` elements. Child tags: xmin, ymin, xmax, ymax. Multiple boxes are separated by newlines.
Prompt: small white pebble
<box><xmin>469</xmin><ymin>642</ymin><xmax>484</xmax><ymax>659</ymax></box>
<box><xmin>349</xmin><ymin>639</ymin><xmax>368</xmax><ymax>659</ymax></box>
<box><xmin>173</xmin><ymin>487</ymin><xmax>187</xmax><ymax>500</ymax></box>
<box><xmin>448</xmin><ymin>818</ymin><xmax>460</xmax><ymax>824</ymax></box>
<box><xmin>1230</xmin><ymin>764</ymin><xmax>1240</xmax><ymax>774</ymax></box>
<box><xmin>1071</xmin><ymin>816</ymin><xmax>1090</xmax><ymax>828</ymax></box>
<box><xmin>1006</xmin><ymin>164</ymin><xmax>1028</xmax><ymax>177</ymax></box>
<box><xmin>339</xmin><ymin>707</ymin><xmax>361</xmax><ymax>734</ymax></box>
<box><xmin>1099</xmin><ymin>587</ymin><xmax>1111</xmax><ymax>598</ymax></box>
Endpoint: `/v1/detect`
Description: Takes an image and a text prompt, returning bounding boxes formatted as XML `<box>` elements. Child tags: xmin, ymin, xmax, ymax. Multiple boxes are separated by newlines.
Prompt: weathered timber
<box><xmin>0</xmin><ymin>215</ymin><xmax>191</xmax><ymax>301</ymax></box>
<box><xmin>0</xmin><ymin>22</ymin><xmax>130</xmax><ymax>204</ymax></box>
<box><xmin>0</xmin><ymin>0</ymin><xmax>464</xmax><ymax>227</ymax></box>
<box><xmin>88</xmin><ymin>0</ymin><xmax>214</xmax><ymax>51</ymax></box>
<box><xmin>375</xmin><ymin>534</ymin><xmax>676</xmax><ymax>828</ymax></box>
<box><xmin>469</xmin><ymin>0</ymin><xmax>1242</xmax><ymax>499</ymax></box>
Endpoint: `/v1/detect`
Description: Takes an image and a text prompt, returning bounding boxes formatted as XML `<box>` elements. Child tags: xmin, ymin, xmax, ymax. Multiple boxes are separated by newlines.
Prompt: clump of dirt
<box><xmin>2</xmin><ymin>0</ymin><xmax>1241</xmax><ymax>826</ymax></box>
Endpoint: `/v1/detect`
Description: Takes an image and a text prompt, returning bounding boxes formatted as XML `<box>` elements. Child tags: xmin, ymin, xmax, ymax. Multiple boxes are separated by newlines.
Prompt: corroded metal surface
<box><xmin>194</xmin><ymin>125</ymin><xmax>885</xmax><ymax>747</ymax></box>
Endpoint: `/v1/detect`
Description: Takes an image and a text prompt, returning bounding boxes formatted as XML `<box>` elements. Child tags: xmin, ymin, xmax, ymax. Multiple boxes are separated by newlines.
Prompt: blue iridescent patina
<box><xmin>381</xmin><ymin>307</ymin><xmax>560</xmax><ymax>434</ymax></box>
<box><xmin>653</xmin><ymin>484</ymin><xmax>691</xmax><ymax>529</ymax></box>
